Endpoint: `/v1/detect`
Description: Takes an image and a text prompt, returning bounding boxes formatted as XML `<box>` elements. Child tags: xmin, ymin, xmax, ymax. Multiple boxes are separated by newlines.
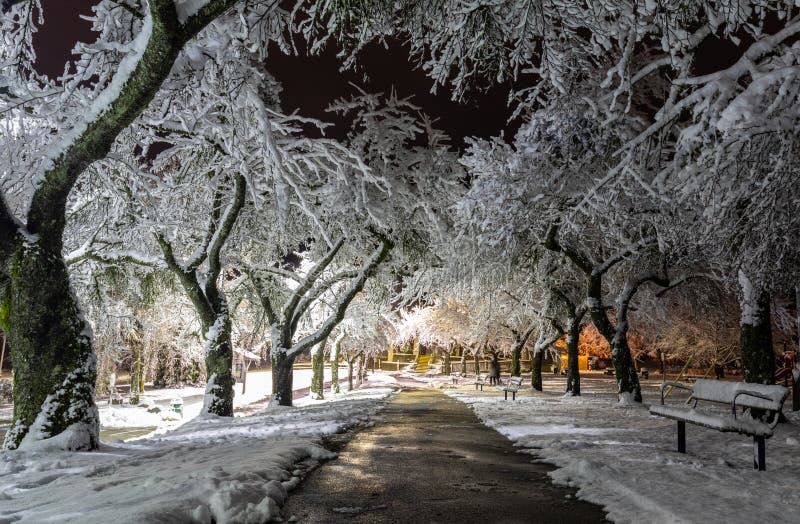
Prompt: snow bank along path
<box><xmin>0</xmin><ymin>379</ymin><xmax>396</xmax><ymax>523</ymax></box>
<box><xmin>447</xmin><ymin>375</ymin><xmax>800</xmax><ymax>524</ymax></box>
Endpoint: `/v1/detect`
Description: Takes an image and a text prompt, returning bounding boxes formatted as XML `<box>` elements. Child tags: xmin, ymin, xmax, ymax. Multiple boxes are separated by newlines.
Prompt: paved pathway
<box><xmin>283</xmin><ymin>388</ymin><xmax>608</xmax><ymax>523</ymax></box>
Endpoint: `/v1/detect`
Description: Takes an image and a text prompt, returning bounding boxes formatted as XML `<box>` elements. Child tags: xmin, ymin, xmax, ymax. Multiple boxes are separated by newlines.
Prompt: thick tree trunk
<box><xmin>474</xmin><ymin>353</ymin><xmax>481</xmax><ymax>375</ymax></box>
<box><xmin>443</xmin><ymin>351</ymin><xmax>451</xmax><ymax>375</ymax></box>
<box><xmin>0</xmin><ymin>0</ymin><xmax>241</xmax><ymax>451</ymax></box>
<box><xmin>531</xmin><ymin>349</ymin><xmax>543</xmax><ymax>391</ymax></box>
<box><xmin>511</xmin><ymin>346</ymin><xmax>522</xmax><ymax>376</ymax></box>
<box><xmin>3</xmin><ymin>244</ymin><xmax>98</xmax><ymax>450</ymax></box>
<box><xmin>270</xmin><ymin>350</ymin><xmax>294</xmax><ymax>406</ymax></box>
<box><xmin>203</xmin><ymin>314</ymin><xmax>234</xmax><ymax>415</ymax></box>
<box><xmin>588</xmin><ymin>276</ymin><xmax>641</xmax><ymax>402</ymax></box>
<box><xmin>310</xmin><ymin>337</ymin><xmax>327</xmax><ymax>400</ymax></box>
<box><xmin>565</xmin><ymin>319</ymin><xmax>581</xmax><ymax>396</ymax></box>
<box><xmin>611</xmin><ymin>336</ymin><xmax>641</xmax><ymax>402</ymax></box>
<box><xmin>739</xmin><ymin>273</ymin><xmax>775</xmax><ymax>384</ymax></box>
<box><xmin>331</xmin><ymin>340</ymin><xmax>341</xmax><ymax>394</ymax></box>
<box><xmin>460</xmin><ymin>352</ymin><xmax>467</xmax><ymax>376</ymax></box>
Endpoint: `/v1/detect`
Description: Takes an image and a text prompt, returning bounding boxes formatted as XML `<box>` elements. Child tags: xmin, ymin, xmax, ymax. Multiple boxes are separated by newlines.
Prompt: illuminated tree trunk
<box><xmin>331</xmin><ymin>336</ymin><xmax>342</xmax><ymax>394</ymax></box>
<box><xmin>310</xmin><ymin>337</ymin><xmax>327</xmax><ymax>400</ymax></box>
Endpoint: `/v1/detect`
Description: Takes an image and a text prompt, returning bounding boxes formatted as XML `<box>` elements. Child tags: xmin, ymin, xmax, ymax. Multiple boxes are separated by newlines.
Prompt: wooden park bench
<box><xmin>499</xmin><ymin>375</ymin><xmax>524</xmax><ymax>400</ymax></box>
<box><xmin>473</xmin><ymin>375</ymin><xmax>485</xmax><ymax>391</ymax></box>
<box><xmin>649</xmin><ymin>379</ymin><xmax>788</xmax><ymax>471</ymax></box>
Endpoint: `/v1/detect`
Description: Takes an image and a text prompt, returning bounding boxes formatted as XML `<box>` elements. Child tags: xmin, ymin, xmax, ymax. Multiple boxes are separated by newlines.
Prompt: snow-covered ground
<box><xmin>0</xmin><ymin>373</ymin><xmax>396</xmax><ymax>523</ymax></box>
<box><xmin>447</xmin><ymin>374</ymin><xmax>800</xmax><ymax>524</ymax></box>
<box><xmin>97</xmin><ymin>368</ymin><xmax>344</xmax><ymax>433</ymax></box>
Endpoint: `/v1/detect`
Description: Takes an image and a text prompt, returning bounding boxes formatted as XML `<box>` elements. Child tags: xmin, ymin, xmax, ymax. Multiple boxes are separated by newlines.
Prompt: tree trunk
<box><xmin>565</xmin><ymin>317</ymin><xmax>581</xmax><ymax>396</ymax></box>
<box><xmin>739</xmin><ymin>273</ymin><xmax>775</xmax><ymax>384</ymax></box>
<box><xmin>611</xmin><ymin>336</ymin><xmax>641</xmax><ymax>402</ymax></box>
<box><xmin>331</xmin><ymin>340</ymin><xmax>341</xmax><ymax>394</ymax></box>
<box><xmin>347</xmin><ymin>359</ymin><xmax>354</xmax><ymax>391</ymax></box>
<box><xmin>0</xmin><ymin>334</ymin><xmax>6</xmax><ymax>374</ymax></box>
<box><xmin>511</xmin><ymin>346</ymin><xmax>522</xmax><ymax>376</ymax></box>
<box><xmin>270</xmin><ymin>350</ymin><xmax>294</xmax><ymax>406</ymax></box>
<box><xmin>531</xmin><ymin>349</ymin><xmax>543</xmax><ymax>391</ymax></box>
<box><xmin>356</xmin><ymin>353</ymin><xmax>366</xmax><ymax>387</ymax></box>
<box><xmin>203</xmin><ymin>314</ymin><xmax>235</xmax><ymax>415</ymax></box>
<box><xmin>460</xmin><ymin>352</ymin><xmax>467</xmax><ymax>376</ymax></box>
<box><xmin>310</xmin><ymin>337</ymin><xmax>327</xmax><ymax>400</ymax></box>
<box><xmin>588</xmin><ymin>276</ymin><xmax>641</xmax><ymax>402</ymax></box>
<box><xmin>130</xmin><ymin>337</ymin><xmax>142</xmax><ymax>405</ymax></box>
<box><xmin>3</xmin><ymin>244</ymin><xmax>98</xmax><ymax>450</ymax></box>
<box><xmin>443</xmin><ymin>351</ymin><xmax>451</xmax><ymax>375</ymax></box>
<box><xmin>474</xmin><ymin>353</ymin><xmax>481</xmax><ymax>375</ymax></box>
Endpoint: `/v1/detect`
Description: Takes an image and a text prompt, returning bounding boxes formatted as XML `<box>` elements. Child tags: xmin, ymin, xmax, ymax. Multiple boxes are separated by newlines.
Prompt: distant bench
<box><xmin>649</xmin><ymin>379</ymin><xmax>788</xmax><ymax>471</ymax></box>
<box><xmin>499</xmin><ymin>376</ymin><xmax>524</xmax><ymax>400</ymax></box>
<box><xmin>474</xmin><ymin>375</ymin><xmax>485</xmax><ymax>391</ymax></box>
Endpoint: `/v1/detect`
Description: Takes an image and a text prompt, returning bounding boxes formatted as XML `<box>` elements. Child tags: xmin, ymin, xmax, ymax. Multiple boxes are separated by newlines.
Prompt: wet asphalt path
<box><xmin>282</xmin><ymin>388</ymin><xmax>608</xmax><ymax>523</ymax></box>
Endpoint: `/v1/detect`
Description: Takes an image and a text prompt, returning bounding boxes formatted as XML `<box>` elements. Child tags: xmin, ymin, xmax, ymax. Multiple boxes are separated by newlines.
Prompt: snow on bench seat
<box><xmin>498</xmin><ymin>376</ymin><xmax>524</xmax><ymax>400</ymax></box>
<box><xmin>691</xmin><ymin>379</ymin><xmax>787</xmax><ymax>411</ymax></box>
<box><xmin>649</xmin><ymin>405</ymin><xmax>775</xmax><ymax>437</ymax></box>
<box><xmin>649</xmin><ymin>379</ymin><xmax>788</xmax><ymax>470</ymax></box>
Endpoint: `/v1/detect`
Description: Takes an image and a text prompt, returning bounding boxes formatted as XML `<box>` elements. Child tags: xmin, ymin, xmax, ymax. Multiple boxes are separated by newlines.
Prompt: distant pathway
<box><xmin>283</xmin><ymin>388</ymin><xmax>608</xmax><ymax>523</ymax></box>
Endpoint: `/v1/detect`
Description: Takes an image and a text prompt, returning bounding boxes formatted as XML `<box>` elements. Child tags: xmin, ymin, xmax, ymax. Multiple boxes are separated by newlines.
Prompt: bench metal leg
<box><xmin>504</xmin><ymin>390</ymin><xmax>508</xmax><ymax>400</ymax></box>
<box><xmin>677</xmin><ymin>421</ymin><xmax>686</xmax><ymax>453</ymax></box>
<box><xmin>754</xmin><ymin>436</ymin><xmax>766</xmax><ymax>471</ymax></box>
<box><xmin>512</xmin><ymin>391</ymin><xmax>516</xmax><ymax>400</ymax></box>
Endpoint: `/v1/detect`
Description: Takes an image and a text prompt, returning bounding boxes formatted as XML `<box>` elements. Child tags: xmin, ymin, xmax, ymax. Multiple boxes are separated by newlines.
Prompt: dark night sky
<box><xmin>36</xmin><ymin>0</ymin><xmax>512</xmax><ymax>147</ymax></box>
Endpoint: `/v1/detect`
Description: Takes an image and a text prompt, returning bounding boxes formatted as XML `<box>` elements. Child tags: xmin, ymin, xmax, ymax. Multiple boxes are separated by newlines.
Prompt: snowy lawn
<box><xmin>0</xmin><ymin>376</ymin><xmax>396</xmax><ymax>523</ymax></box>
<box><xmin>447</xmin><ymin>374</ymin><xmax>800</xmax><ymax>524</ymax></box>
<box><xmin>97</xmin><ymin>367</ymin><xmax>346</xmax><ymax>433</ymax></box>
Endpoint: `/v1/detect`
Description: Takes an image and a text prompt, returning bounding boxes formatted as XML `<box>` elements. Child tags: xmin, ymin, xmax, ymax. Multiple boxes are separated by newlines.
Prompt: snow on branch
<box><xmin>288</xmin><ymin>232</ymin><xmax>393</xmax><ymax>358</ymax></box>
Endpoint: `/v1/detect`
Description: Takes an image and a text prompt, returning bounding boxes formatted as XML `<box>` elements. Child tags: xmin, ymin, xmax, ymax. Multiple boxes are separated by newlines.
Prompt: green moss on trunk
<box><xmin>3</xmin><ymin>242</ymin><xmax>98</xmax><ymax>449</ymax></box>
<box><xmin>310</xmin><ymin>338</ymin><xmax>326</xmax><ymax>400</ymax></box>
<box><xmin>204</xmin><ymin>314</ymin><xmax>234</xmax><ymax>416</ymax></box>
